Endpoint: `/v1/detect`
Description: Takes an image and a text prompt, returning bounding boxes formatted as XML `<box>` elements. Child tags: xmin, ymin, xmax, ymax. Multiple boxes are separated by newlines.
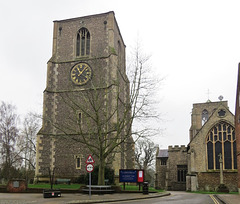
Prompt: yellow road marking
<box><xmin>210</xmin><ymin>194</ymin><xmax>220</xmax><ymax>204</ymax></box>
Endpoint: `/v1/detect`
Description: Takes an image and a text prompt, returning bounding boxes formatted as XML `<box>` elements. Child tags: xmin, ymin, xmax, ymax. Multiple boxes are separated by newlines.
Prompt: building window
<box><xmin>76</xmin><ymin>158</ymin><xmax>81</xmax><ymax>168</ymax></box>
<box><xmin>75</xmin><ymin>155</ymin><xmax>82</xmax><ymax>169</ymax></box>
<box><xmin>160</xmin><ymin>158</ymin><xmax>167</xmax><ymax>165</ymax></box>
<box><xmin>177</xmin><ymin>165</ymin><xmax>187</xmax><ymax>182</ymax></box>
<box><xmin>77</xmin><ymin>112</ymin><xmax>82</xmax><ymax>124</ymax></box>
<box><xmin>218</xmin><ymin>109</ymin><xmax>226</xmax><ymax>117</ymax></box>
<box><xmin>206</xmin><ymin>122</ymin><xmax>236</xmax><ymax>170</ymax></box>
<box><xmin>76</xmin><ymin>28</ymin><xmax>90</xmax><ymax>57</ymax></box>
<box><xmin>202</xmin><ymin>109</ymin><xmax>208</xmax><ymax>125</ymax></box>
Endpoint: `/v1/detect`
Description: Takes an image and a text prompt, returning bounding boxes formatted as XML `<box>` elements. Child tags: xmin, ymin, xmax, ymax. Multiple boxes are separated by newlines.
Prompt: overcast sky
<box><xmin>1</xmin><ymin>0</ymin><xmax>239</xmax><ymax>149</ymax></box>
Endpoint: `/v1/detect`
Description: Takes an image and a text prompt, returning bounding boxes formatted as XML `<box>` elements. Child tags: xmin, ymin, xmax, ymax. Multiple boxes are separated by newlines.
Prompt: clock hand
<box><xmin>78</xmin><ymin>66</ymin><xmax>87</xmax><ymax>76</ymax></box>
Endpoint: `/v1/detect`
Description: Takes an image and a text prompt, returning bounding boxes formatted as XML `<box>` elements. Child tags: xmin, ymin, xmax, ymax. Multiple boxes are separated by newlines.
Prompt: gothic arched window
<box><xmin>206</xmin><ymin>122</ymin><xmax>236</xmax><ymax>170</ymax></box>
<box><xmin>76</xmin><ymin>28</ymin><xmax>90</xmax><ymax>57</ymax></box>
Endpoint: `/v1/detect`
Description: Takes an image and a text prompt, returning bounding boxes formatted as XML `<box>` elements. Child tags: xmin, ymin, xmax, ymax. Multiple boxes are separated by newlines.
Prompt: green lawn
<box><xmin>28</xmin><ymin>183</ymin><xmax>81</xmax><ymax>189</ymax></box>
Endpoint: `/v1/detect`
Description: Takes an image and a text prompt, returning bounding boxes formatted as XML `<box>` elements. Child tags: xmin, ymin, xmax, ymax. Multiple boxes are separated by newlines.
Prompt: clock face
<box><xmin>70</xmin><ymin>63</ymin><xmax>92</xmax><ymax>85</ymax></box>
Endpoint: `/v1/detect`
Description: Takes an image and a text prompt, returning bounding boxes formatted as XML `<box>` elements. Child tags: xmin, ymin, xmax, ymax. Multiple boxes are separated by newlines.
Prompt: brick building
<box><xmin>35</xmin><ymin>12</ymin><xmax>134</xmax><ymax>182</ymax></box>
<box><xmin>156</xmin><ymin>100</ymin><xmax>238</xmax><ymax>191</ymax></box>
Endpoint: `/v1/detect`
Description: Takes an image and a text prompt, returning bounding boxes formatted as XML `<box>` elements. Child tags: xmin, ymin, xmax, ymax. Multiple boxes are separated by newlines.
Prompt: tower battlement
<box><xmin>168</xmin><ymin>145</ymin><xmax>187</xmax><ymax>152</ymax></box>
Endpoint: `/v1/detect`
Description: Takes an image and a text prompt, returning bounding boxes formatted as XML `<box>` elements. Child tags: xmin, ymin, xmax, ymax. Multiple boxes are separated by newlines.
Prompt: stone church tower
<box><xmin>35</xmin><ymin>11</ymin><xmax>134</xmax><ymax>181</ymax></box>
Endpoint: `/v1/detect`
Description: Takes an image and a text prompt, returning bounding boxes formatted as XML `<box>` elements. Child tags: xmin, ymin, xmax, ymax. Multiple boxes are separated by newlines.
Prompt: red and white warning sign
<box><xmin>86</xmin><ymin>163</ymin><xmax>94</xmax><ymax>173</ymax></box>
<box><xmin>85</xmin><ymin>154</ymin><xmax>95</xmax><ymax>164</ymax></box>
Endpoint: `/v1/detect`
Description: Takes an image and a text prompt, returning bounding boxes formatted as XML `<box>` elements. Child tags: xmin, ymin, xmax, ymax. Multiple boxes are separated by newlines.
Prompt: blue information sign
<box><xmin>119</xmin><ymin>169</ymin><xmax>137</xmax><ymax>183</ymax></box>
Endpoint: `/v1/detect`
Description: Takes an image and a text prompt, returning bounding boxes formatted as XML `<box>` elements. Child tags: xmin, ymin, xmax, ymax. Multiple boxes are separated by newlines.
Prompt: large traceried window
<box><xmin>206</xmin><ymin>122</ymin><xmax>236</xmax><ymax>170</ymax></box>
<box><xmin>76</xmin><ymin>28</ymin><xmax>90</xmax><ymax>57</ymax></box>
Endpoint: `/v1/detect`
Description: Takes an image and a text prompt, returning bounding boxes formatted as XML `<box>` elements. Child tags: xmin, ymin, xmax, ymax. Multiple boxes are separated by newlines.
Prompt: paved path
<box><xmin>217</xmin><ymin>194</ymin><xmax>240</xmax><ymax>204</ymax></box>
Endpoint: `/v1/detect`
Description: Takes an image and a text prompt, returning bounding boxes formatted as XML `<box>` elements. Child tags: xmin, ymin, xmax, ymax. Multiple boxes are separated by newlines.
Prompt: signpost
<box><xmin>85</xmin><ymin>155</ymin><xmax>95</xmax><ymax>199</ymax></box>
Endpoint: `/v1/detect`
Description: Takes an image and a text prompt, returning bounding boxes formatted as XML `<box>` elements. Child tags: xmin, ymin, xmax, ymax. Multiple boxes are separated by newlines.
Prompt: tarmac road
<box><xmin>107</xmin><ymin>191</ymin><xmax>220</xmax><ymax>204</ymax></box>
<box><xmin>0</xmin><ymin>191</ymin><xmax>239</xmax><ymax>204</ymax></box>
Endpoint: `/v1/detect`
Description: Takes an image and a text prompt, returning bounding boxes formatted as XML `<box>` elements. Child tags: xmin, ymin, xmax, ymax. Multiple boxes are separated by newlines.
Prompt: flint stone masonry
<box><xmin>35</xmin><ymin>11</ymin><xmax>134</xmax><ymax>181</ymax></box>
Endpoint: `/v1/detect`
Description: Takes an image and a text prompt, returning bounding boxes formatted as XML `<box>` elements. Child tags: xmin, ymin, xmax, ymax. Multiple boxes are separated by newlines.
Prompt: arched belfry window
<box><xmin>76</xmin><ymin>28</ymin><xmax>90</xmax><ymax>57</ymax></box>
<box><xmin>206</xmin><ymin>122</ymin><xmax>236</xmax><ymax>170</ymax></box>
<box><xmin>202</xmin><ymin>109</ymin><xmax>208</xmax><ymax>125</ymax></box>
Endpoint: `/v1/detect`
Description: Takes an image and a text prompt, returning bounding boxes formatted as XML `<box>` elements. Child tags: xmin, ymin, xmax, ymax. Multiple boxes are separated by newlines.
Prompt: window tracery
<box><xmin>76</xmin><ymin>28</ymin><xmax>90</xmax><ymax>57</ymax></box>
<box><xmin>206</xmin><ymin>122</ymin><xmax>236</xmax><ymax>170</ymax></box>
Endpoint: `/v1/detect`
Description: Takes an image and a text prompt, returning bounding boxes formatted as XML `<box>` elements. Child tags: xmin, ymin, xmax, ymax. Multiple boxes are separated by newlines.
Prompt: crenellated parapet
<box><xmin>168</xmin><ymin>145</ymin><xmax>187</xmax><ymax>152</ymax></box>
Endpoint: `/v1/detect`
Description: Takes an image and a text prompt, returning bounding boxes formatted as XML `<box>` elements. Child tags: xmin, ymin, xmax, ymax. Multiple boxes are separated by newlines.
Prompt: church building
<box><xmin>156</xmin><ymin>99</ymin><xmax>238</xmax><ymax>191</ymax></box>
<box><xmin>234</xmin><ymin>64</ymin><xmax>240</xmax><ymax>193</ymax></box>
<box><xmin>35</xmin><ymin>12</ymin><xmax>134</xmax><ymax>182</ymax></box>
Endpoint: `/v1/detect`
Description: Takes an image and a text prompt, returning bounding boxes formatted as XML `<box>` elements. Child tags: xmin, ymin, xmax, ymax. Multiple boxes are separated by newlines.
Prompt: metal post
<box><xmin>89</xmin><ymin>172</ymin><xmax>91</xmax><ymax>199</ymax></box>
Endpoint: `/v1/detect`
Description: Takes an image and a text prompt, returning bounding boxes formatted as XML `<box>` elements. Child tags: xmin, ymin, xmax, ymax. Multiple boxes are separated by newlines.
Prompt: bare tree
<box><xmin>41</xmin><ymin>44</ymin><xmax>160</xmax><ymax>185</ymax></box>
<box><xmin>17</xmin><ymin>112</ymin><xmax>41</xmax><ymax>181</ymax></box>
<box><xmin>0</xmin><ymin>101</ymin><xmax>19</xmax><ymax>180</ymax></box>
<box><xmin>135</xmin><ymin>138</ymin><xmax>157</xmax><ymax>185</ymax></box>
<box><xmin>127</xmin><ymin>43</ymin><xmax>160</xmax><ymax>139</ymax></box>
<box><xmin>135</xmin><ymin>139</ymin><xmax>157</xmax><ymax>171</ymax></box>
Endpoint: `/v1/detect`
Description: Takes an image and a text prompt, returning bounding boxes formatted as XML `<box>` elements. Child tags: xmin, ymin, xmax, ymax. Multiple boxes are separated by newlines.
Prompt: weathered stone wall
<box><xmin>35</xmin><ymin>12</ymin><xmax>134</xmax><ymax>180</ymax></box>
<box><xmin>7</xmin><ymin>180</ymin><xmax>27</xmax><ymax>193</ymax></box>
<box><xmin>166</xmin><ymin>145</ymin><xmax>187</xmax><ymax>190</ymax></box>
<box><xmin>190</xmin><ymin>101</ymin><xmax>228</xmax><ymax>141</ymax></box>
<box><xmin>198</xmin><ymin>172</ymin><xmax>238</xmax><ymax>192</ymax></box>
<box><xmin>155</xmin><ymin>159</ymin><xmax>167</xmax><ymax>189</ymax></box>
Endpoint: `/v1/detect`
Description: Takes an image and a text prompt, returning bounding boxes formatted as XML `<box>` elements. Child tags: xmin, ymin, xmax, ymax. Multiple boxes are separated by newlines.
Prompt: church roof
<box><xmin>157</xmin><ymin>149</ymin><xmax>168</xmax><ymax>158</ymax></box>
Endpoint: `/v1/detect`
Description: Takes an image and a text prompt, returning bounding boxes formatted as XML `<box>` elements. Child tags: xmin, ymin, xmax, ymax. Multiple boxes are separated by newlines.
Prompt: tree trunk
<box><xmin>98</xmin><ymin>157</ymin><xmax>105</xmax><ymax>185</ymax></box>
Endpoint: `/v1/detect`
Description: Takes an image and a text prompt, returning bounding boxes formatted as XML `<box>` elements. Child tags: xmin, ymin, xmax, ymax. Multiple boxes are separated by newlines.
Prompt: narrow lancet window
<box><xmin>202</xmin><ymin>109</ymin><xmax>208</xmax><ymax>125</ymax></box>
<box><xmin>76</xmin><ymin>28</ymin><xmax>90</xmax><ymax>57</ymax></box>
<box><xmin>76</xmin><ymin>34</ymin><xmax>80</xmax><ymax>56</ymax></box>
<box><xmin>86</xmin><ymin>32</ymin><xmax>90</xmax><ymax>55</ymax></box>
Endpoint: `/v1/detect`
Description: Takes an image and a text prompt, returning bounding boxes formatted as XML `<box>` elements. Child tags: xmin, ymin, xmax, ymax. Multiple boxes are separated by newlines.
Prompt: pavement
<box><xmin>216</xmin><ymin>194</ymin><xmax>240</xmax><ymax>204</ymax></box>
<box><xmin>0</xmin><ymin>192</ymin><xmax>239</xmax><ymax>204</ymax></box>
<box><xmin>0</xmin><ymin>192</ymin><xmax>170</xmax><ymax>204</ymax></box>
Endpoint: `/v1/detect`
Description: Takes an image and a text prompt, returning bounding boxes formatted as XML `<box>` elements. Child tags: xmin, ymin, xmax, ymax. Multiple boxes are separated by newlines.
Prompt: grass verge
<box><xmin>28</xmin><ymin>183</ymin><xmax>81</xmax><ymax>189</ymax></box>
<box><xmin>28</xmin><ymin>183</ymin><xmax>165</xmax><ymax>192</ymax></box>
